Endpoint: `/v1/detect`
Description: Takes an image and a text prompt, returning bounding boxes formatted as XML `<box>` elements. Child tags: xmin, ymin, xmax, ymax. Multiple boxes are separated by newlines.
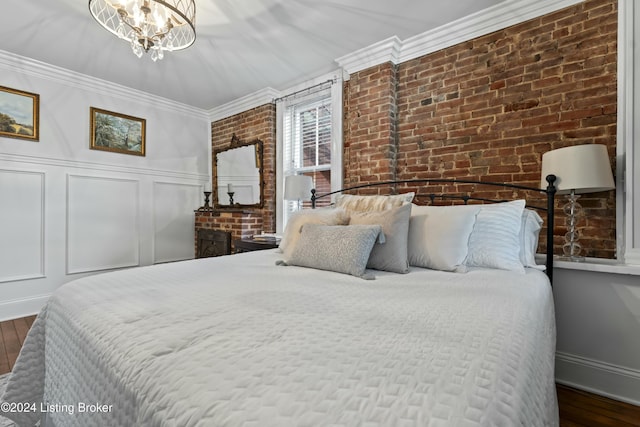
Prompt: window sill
<box><xmin>541</xmin><ymin>256</ymin><xmax>640</xmax><ymax>276</ymax></box>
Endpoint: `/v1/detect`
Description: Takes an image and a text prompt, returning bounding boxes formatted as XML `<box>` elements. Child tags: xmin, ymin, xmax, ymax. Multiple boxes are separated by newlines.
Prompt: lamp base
<box><xmin>562</xmin><ymin>191</ymin><xmax>584</xmax><ymax>262</ymax></box>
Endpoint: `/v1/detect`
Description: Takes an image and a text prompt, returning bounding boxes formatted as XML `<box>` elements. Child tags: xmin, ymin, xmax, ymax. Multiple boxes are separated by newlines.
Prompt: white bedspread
<box><xmin>2</xmin><ymin>250</ymin><xmax>558</xmax><ymax>426</ymax></box>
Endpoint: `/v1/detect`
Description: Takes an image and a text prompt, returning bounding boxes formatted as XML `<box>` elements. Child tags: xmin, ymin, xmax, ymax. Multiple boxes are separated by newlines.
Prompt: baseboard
<box><xmin>0</xmin><ymin>294</ymin><xmax>50</xmax><ymax>322</ymax></box>
<box><xmin>556</xmin><ymin>351</ymin><xmax>640</xmax><ymax>406</ymax></box>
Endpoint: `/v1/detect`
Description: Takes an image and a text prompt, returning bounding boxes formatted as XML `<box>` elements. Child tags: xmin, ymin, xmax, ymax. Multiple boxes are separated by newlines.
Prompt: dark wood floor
<box><xmin>1</xmin><ymin>316</ymin><xmax>639</xmax><ymax>426</ymax></box>
<box><xmin>0</xmin><ymin>315</ymin><xmax>35</xmax><ymax>374</ymax></box>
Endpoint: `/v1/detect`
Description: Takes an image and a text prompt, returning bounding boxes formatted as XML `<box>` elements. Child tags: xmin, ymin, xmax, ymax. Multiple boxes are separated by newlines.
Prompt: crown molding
<box><xmin>0</xmin><ymin>49</ymin><xmax>208</xmax><ymax>119</ymax></box>
<box><xmin>208</xmin><ymin>87</ymin><xmax>282</xmax><ymax>122</ymax></box>
<box><xmin>209</xmin><ymin>70</ymin><xmax>346</xmax><ymax>122</ymax></box>
<box><xmin>337</xmin><ymin>0</ymin><xmax>585</xmax><ymax>75</ymax></box>
<box><xmin>335</xmin><ymin>36</ymin><xmax>402</xmax><ymax>75</ymax></box>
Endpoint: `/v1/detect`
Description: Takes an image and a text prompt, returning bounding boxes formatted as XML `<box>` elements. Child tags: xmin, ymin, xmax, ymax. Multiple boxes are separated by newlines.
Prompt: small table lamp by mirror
<box><xmin>540</xmin><ymin>144</ymin><xmax>615</xmax><ymax>261</ymax></box>
<box><xmin>284</xmin><ymin>175</ymin><xmax>313</xmax><ymax>211</ymax></box>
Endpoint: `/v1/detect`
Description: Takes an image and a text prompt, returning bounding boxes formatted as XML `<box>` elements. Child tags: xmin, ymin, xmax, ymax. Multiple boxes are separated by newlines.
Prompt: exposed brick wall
<box><xmin>206</xmin><ymin>0</ymin><xmax>617</xmax><ymax>259</ymax></box>
<box><xmin>210</xmin><ymin>104</ymin><xmax>277</xmax><ymax>233</ymax></box>
<box><xmin>344</xmin><ymin>0</ymin><xmax>617</xmax><ymax>258</ymax></box>
<box><xmin>343</xmin><ymin>62</ymin><xmax>399</xmax><ymax>194</ymax></box>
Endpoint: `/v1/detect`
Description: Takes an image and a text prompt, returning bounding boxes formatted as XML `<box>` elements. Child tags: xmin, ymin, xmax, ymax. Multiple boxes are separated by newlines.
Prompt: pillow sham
<box><xmin>521</xmin><ymin>208</ymin><xmax>544</xmax><ymax>269</ymax></box>
<box><xmin>465</xmin><ymin>200</ymin><xmax>526</xmax><ymax>273</ymax></box>
<box><xmin>335</xmin><ymin>192</ymin><xmax>415</xmax><ymax>213</ymax></box>
<box><xmin>349</xmin><ymin>203</ymin><xmax>411</xmax><ymax>273</ymax></box>
<box><xmin>279</xmin><ymin>207</ymin><xmax>350</xmax><ymax>259</ymax></box>
<box><xmin>281</xmin><ymin>224</ymin><xmax>383</xmax><ymax>279</ymax></box>
<box><xmin>408</xmin><ymin>205</ymin><xmax>480</xmax><ymax>272</ymax></box>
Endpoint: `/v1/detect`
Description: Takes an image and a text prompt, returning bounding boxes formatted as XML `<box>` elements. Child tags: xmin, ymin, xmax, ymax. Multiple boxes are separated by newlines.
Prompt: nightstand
<box><xmin>233</xmin><ymin>238</ymin><xmax>280</xmax><ymax>253</ymax></box>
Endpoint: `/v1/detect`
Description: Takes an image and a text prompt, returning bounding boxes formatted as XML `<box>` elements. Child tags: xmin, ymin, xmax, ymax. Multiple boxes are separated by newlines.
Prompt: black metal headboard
<box><xmin>311</xmin><ymin>176</ymin><xmax>558</xmax><ymax>284</ymax></box>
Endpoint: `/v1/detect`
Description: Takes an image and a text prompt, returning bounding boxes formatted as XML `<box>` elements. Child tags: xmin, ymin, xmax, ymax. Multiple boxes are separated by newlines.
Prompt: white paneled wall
<box><xmin>0</xmin><ymin>169</ymin><xmax>45</xmax><ymax>282</ymax></box>
<box><xmin>67</xmin><ymin>175</ymin><xmax>140</xmax><ymax>274</ymax></box>
<box><xmin>153</xmin><ymin>182</ymin><xmax>201</xmax><ymax>264</ymax></box>
<box><xmin>554</xmin><ymin>265</ymin><xmax>640</xmax><ymax>406</ymax></box>
<box><xmin>0</xmin><ymin>51</ymin><xmax>210</xmax><ymax>320</ymax></box>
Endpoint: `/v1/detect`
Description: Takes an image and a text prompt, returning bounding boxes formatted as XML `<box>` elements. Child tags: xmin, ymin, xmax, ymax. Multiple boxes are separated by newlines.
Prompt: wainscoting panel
<box><xmin>153</xmin><ymin>182</ymin><xmax>201</xmax><ymax>264</ymax></box>
<box><xmin>67</xmin><ymin>175</ymin><xmax>140</xmax><ymax>274</ymax></box>
<box><xmin>0</xmin><ymin>169</ymin><xmax>45</xmax><ymax>283</ymax></box>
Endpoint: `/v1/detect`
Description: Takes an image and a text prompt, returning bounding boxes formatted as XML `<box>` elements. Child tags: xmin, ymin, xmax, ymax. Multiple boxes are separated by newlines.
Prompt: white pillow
<box><xmin>465</xmin><ymin>200</ymin><xmax>526</xmax><ymax>273</ymax></box>
<box><xmin>279</xmin><ymin>208</ymin><xmax>350</xmax><ymax>259</ymax></box>
<box><xmin>349</xmin><ymin>203</ymin><xmax>412</xmax><ymax>273</ymax></box>
<box><xmin>408</xmin><ymin>205</ymin><xmax>480</xmax><ymax>272</ymax></box>
<box><xmin>521</xmin><ymin>209</ymin><xmax>544</xmax><ymax>269</ymax></box>
<box><xmin>335</xmin><ymin>193</ymin><xmax>414</xmax><ymax>213</ymax></box>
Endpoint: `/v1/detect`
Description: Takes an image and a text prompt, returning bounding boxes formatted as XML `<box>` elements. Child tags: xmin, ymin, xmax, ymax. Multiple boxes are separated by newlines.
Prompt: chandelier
<box><xmin>89</xmin><ymin>0</ymin><xmax>196</xmax><ymax>61</ymax></box>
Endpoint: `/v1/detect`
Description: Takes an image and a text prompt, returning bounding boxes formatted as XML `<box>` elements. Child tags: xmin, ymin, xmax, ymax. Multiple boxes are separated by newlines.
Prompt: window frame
<box><xmin>619</xmin><ymin>0</ymin><xmax>639</xmax><ymax>264</ymax></box>
<box><xmin>275</xmin><ymin>75</ymin><xmax>343</xmax><ymax>233</ymax></box>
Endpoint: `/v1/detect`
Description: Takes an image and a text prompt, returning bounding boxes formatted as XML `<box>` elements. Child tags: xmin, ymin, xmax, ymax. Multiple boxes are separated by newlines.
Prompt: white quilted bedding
<box><xmin>2</xmin><ymin>250</ymin><xmax>558</xmax><ymax>426</ymax></box>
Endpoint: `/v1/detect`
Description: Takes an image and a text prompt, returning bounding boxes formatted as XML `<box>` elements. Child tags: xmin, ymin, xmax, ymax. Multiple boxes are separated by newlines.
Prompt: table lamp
<box><xmin>284</xmin><ymin>175</ymin><xmax>313</xmax><ymax>211</ymax></box>
<box><xmin>540</xmin><ymin>144</ymin><xmax>615</xmax><ymax>261</ymax></box>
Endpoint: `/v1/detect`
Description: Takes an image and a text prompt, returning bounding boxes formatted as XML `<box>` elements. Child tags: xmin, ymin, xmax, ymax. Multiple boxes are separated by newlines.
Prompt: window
<box><xmin>276</xmin><ymin>77</ymin><xmax>343</xmax><ymax>232</ymax></box>
<box><xmin>620</xmin><ymin>0</ymin><xmax>640</xmax><ymax>264</ymax></box>
<box><xmin>283</xmin><ymin>97</ymin><xmax>332</xmax><ymax>220</ymax></box>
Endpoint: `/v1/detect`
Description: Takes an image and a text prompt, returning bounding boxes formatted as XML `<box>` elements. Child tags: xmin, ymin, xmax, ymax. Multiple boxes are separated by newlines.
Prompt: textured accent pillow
<box><xmin>521</xmin><ymin>208</ymin><xmax>544</xmax><ymax>269</ymax></box>
<box><xmin>335</xmin><ymin>192</ymin><xmax>415</xmax><ymax>213</ymax></box>
<box><xmin>279</xmin><ymin>208</ymin><xmax>350</xmax><ymax>259</ymax></box>
<box><xmin>283</xmin><ymin>224</ymin><xmax>383</xmax><ymax>279</ymax></box>
<box><xmin>349</xmin><ymin>203</ymin><xmax>412</xmax><ymax>273</ymax></box>
<box><xmin>408</xmin><ymin>205</ymin><xmax>480</xmax><ymax>272</ymax></box>
<box><xmin>465</xmin><ymin>200</ymin><xmax>526</xmax><ymax>273</ymax></box>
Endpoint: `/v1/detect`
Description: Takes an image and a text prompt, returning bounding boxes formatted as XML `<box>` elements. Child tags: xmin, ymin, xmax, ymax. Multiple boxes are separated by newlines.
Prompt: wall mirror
<box><xmin>213</xmin><ymin>134</ymin><xmax>263</xmax><ymax>209</ymax></box>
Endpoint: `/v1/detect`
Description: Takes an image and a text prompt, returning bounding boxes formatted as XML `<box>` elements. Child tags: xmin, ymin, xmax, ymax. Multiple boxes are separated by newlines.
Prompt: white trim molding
<box><xmin>208</xmin><ymin>87</ymin><xmax>281</xmax><ymax>122</ymax></box>
<box><xmin>0</xmin><ymin>152</ymin><xmax>208</xmax><ymax>182</ymax></box>
<box><xmin>0</xmin><ymin>49</ymin><xmax>208</xmax><ymax>119</ymax></box>
<box><xmin>620</xmin><ymin>0</ymin><xmax>640</xmax><ymax>265</ymax></box>
<box><xmin>336</xmin><ymin>0</ymin><xmax>584</xmax><ymax>75</ymax></box>
<box><xmin>0</xmin><ymin>294</ymin><xmax>51</xmax><ymax>322</ymax></box>
<box><xmin>335</xmin><ymin>36</ymin><xmax>402</xmax><ymax>76</ymax></box>
<box><xmin>556</xmin><ymin>351</ymin><xmax>640</xmax><ymax>406</ymax></box>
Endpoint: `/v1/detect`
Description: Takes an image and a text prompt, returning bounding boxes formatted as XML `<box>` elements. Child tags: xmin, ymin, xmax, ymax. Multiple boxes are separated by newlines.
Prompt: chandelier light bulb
<box><xmin>89</xmin><ymin>0</ymin><xmax>196</xmax><ymax>60</ymax></box>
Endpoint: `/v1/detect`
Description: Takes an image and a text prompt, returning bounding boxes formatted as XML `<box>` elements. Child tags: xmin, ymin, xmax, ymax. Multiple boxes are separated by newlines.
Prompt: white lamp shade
<box><xmin>284</xmin><ymin>175</ymin><xmax>313</xmax><ymax>200</ymax></box>
<box><xmin>540</xmin><ymin>144</ymin><xmax>615</xmax><ymax>195</ymax></box>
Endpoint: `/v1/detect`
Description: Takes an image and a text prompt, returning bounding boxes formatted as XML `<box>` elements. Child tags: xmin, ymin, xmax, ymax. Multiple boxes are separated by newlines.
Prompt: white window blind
<box><xmin>282</xmin><ymin>96</ymin><xmax>333</xmax><ymax>225</ymax></box>
<box><xmin>275</xmin><ymin>75</ymin><xmax>343</xmax><ymax>234</ymax></box>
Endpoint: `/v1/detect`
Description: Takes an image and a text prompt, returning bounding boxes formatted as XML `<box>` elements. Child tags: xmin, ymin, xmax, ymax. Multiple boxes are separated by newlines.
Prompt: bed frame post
<box><xmin>545</xmin><ymin>174</ymin><xmax>557</xmax><ymax>285</ymax></box>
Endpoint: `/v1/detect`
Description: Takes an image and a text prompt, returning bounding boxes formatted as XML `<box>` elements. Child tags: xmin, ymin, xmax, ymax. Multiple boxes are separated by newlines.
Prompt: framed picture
<box><xmin>90</xmin><ymin>107</ymin><xmax>146</xmax><ymax>156</ymax></box>
<box><xmin>0</xmin><ymin>85</ymin><xmax>39</xmax><ymax>141</ymax></box>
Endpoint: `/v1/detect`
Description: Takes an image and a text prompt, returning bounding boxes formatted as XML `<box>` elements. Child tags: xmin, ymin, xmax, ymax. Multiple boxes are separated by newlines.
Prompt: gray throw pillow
<box><xmin>282</xmin><ymin>224</ymin><xmax>383</xmax><ymax>279</ymax></box>
<box><xmin>349</xmin><ymin>203</ymin><xmax>411</xmax><ymax>273</ymax></box>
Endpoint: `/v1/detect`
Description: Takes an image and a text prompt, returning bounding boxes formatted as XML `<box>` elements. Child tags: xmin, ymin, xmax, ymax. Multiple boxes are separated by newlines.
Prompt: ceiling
<box><xmin>0</xmin><ymin>0</ymin><xmax>507</xmax><ymax>111</ymax></box>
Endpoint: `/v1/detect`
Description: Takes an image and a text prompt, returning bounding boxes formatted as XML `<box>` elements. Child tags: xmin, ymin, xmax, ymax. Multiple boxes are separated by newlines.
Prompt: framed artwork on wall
<box><xmin>0</xmin><ymin>85</ymin><xmax>39</xmax><ymax>141</ymax></box>
<box><xmin>90</xmin><ymin>107</ymin><xmax>146</xmax><ymax>156</ymax></box>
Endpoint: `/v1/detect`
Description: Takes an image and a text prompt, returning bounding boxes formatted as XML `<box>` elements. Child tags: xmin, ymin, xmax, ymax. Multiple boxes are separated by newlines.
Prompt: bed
<box><xmin>1</xmin><ymin>178</ymin><xmax>559</xmax><ymax>427</ymax></box>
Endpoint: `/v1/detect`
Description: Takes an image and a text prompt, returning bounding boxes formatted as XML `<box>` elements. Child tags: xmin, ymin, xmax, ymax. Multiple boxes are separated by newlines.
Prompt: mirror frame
<box><xmin>213</xmin><ymin>134</ymin><xmax>264</xmax><ymax>209</ymax></box>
